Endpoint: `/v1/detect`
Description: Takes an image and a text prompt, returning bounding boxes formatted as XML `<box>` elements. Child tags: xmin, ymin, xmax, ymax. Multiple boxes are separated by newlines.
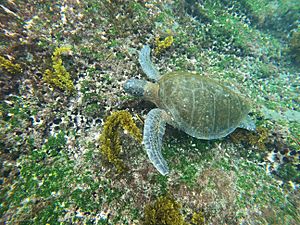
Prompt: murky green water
<box><xmin>0</xmin><ymin>1</ymin><xmax>299</xmax><ymax>224</ymax></box>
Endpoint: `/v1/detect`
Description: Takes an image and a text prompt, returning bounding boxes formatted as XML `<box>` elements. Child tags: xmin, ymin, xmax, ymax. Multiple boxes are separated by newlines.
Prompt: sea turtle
<box><xmin>124</xmin><ymin>45</ymin><xmax>256</xmax><ymax>175</ymax></box>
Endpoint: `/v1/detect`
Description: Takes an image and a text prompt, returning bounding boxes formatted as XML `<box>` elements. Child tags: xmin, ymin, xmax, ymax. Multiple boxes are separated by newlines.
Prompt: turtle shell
<box><xmin>157</xmin><ymin>71</ymin><xmax>250</xmax><ymax>139</ymax></box>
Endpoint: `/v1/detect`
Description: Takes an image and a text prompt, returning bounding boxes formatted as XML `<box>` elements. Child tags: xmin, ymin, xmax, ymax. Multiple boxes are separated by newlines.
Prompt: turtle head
<box><xmin>124</xmin><ymin>79</ymin><xmax>159</xmax><ymax>105</ymax></box>
<box><xmin>123</xmin><ymin>79</ymin><xmax>147</xmax><ymax>97</ymax></box>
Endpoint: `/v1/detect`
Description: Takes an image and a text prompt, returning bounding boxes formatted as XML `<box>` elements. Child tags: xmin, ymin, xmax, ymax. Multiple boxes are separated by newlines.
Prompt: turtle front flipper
<box><xmin>143</xmin><ymin>108</ymin><xmax>169</xmax><ymax>175</ymax></box>
<box><xmin>139</xmin><ymin>45</ymin><xmax>160</xmax><ymax>81</ymax></box>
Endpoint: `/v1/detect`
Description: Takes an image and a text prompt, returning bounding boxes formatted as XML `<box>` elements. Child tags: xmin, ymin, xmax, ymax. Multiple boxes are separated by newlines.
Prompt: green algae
<box><xmin>0</xmin><ymin>131</ymin><xmax>125</xmax><ymax>223</ymax></box>
<box><xmin>0</xmin><ymin>0</ymin><xmax>299</xmax><ymax>224</ymax></box>
<box><xmin>1</xmin><ymin>132</ymin><xmax>74</xmax><ymax>223</ymax></box>
<box><xmin>289</xmin><ymin>28</ymin><xmax>300</xmax><ymax>64</ymax></box>
<box><xmin>153</xmin><ymin>136</ymin><xmax>299</xmax><ymax>224</ymax></box>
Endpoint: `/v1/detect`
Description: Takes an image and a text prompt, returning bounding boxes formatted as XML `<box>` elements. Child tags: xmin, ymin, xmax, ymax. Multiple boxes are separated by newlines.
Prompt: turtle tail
<box><xmin>143</xmin><ymin>108</ymin><xmax>169</xmax><ymax>175</ymax></box>
<box><xmin>139</xmin><ymin>45</ymin><xmax>160</xmax><ymax>81</ymax></box>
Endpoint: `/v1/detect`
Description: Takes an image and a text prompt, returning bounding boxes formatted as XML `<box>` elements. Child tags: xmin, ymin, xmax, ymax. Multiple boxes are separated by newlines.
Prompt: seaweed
<box><xmin>191</xmin><ymin>211</ymin><xmax>205</xmax><ymax>225</ymax></box>
<box><xmin>0</xmin><ymin>56</ymin><xmax>21</xmax><ymax>74</ymax></box>
<box><xmin>289</xmin><ymin>28</ymin><xmax>300</xmax><ymax>64</ymax></box>
<box><xmin>155</xmin><ymin>35</ymin><xmax>174</xmax><ymax>55</ymax></box>
<box><xmin>99</xmin><ymin>110</ymin><xmax>142</xmax><ymax>173</ymax></box>
<box><xmin>142</xmin><ymin>194</ymin><xmax>187</xmax><ymax>225</ymax></box>
<box><xmin>230</xmin><ymin>126</ymin><xmax>269</xmax><ymax>150</ymax></box>
<box><xmin>43</xmin><ymin>46</ymin><xmax>74</xmax><ymax>93</ymax></box>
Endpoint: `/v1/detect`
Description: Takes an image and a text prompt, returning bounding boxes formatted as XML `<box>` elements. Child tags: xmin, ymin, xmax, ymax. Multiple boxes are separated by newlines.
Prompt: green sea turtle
<box><xmin>124</xmin><ymin>45</ymin><xmax>256</xmax><ymax>175</ymax></box>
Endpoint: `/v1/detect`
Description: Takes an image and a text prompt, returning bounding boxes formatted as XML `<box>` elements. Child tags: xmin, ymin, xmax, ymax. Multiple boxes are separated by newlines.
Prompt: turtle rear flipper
<box><xmin>139</xmin><ymin>45</ymin><xmax>160</xmax><ymax>81</ymax></box>
<box><xmin>238</xmin><ymin>115</ymin><xmax>256</xmax><ymax>131</ymax></box>
<box><xmin>143</xmin><ymin>108</ymin><xmax>169</xmax><ymax>175</ymax></box>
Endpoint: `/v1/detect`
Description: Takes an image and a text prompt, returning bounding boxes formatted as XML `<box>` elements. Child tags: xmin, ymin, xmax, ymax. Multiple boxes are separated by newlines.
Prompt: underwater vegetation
<box><xmin>142</xmin><ymin>193</ymin><xmax>206</xmax><ymax>225</ymax></box>
<box><xmin>43</xmin><ymin>46</ymin><xmax>74</xmax><ymax>93</ymax></box>
<box><xmin>0</xmin><ymin>0</ymin><xmax>299</xmax><ymax>224</ymax></box>
<box><xmin>289</xmin><ymin>28</ymin><xmax>300</xmax><ymax>64</ymax></box>
<box><xmin>0</xmin><ymin>131</ymin><xmax>111</xmax><ymax>224</ymax></box>
<box><xmin>143</xmin><ymin>194</ymin><xmax>186</xmax><ymax>225</ymax></box>
<box><xmin>97</xmin><ymin>0</ymin><xmax>153</xmax><ymax>38</ymax></box>
<box><xmin>230</xmin><ymin>126</ymin><xmax>300</xmax><ymax>185</ymax></box>
<box><xmin>0</xmin><ymin>56</ymin><xmax>22</xmax><ymax>74</ymax></box>
<box><xmin>0</xmin><ymin>95</ymin><xmax>33</xmax><ymax>158</ymax></box>
<box><xmin>99</xmin><ymin>110</ymin><xmax>142</xmax><ymax>173</ymax></box>
<box><xmin>0</xmin><ymin>56</ymin><xmax>22</xmax><ymax>99</ymax></box>
<box><xmin>179</xmin><ymin>0</ymin><xmax>283</xmax><ymax>60</ymax></box>
<box><xmin>0</xmin><ymin>131</ymin><xmax>71</xmax><ymax>223</ymax></box>
<box><xmin>154</xmin><ymin>35</ymin><xmax>174</xmax><ymax>55</ymax></box>
<box><xmin>190</xmin><ymin>212</ymin><xmax>205</xmax><ymax>225</ymax></box>
<box><xmin>230</xmin><ymin>126</ymin><xmax>269</xmax><ymax>150</ymax></box>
